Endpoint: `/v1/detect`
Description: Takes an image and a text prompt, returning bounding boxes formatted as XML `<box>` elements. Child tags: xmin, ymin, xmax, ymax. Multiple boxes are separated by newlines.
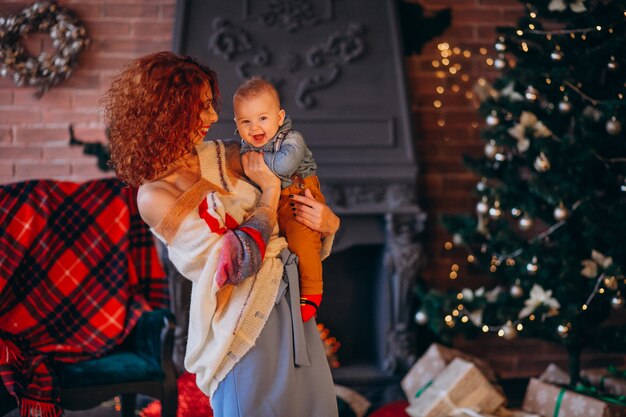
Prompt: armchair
<box><xmin>0</xmin><ymin>309</ymin><xmax>177</xmax><ymax>417</ymax></box>
<box><xmin>0</xmin><ymin>178</ymin><xmax>175</xmax><ymax>417</ymax></box>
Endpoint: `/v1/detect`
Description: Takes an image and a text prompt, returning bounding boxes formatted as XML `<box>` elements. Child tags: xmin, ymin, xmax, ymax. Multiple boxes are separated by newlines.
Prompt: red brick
<box><xmin>86</xmin><ymin>21</ymin><xmax>133</xmax><ymax>38</ymax></box>
<box><xmin>103</xmin><ymin>4</ymin><xmax>158</xmax><ymax>18</ymax></box>
<box><xmin>0</xmin><ymin>162</ymin><xmax>13</xmax><ymax>178</ymax></box>
<box><xmin>161</xmin><ymin>4</ymin><xmax>176</xmax><ymax>19</ymax></box>
<box><xmin>15</xmin><ymin>162</ymin><xmax>71</xmax><ymax>179</ymax></box>
<box><xmin>0</xmin><ymin>91</ymin><xmax>13</xmax><ymax>105</ymax></box>
<box><xmin>0</xmin><ymin>128</ymin><xmax>13</xmax><ymax>144</ymax></box>
<box><xmin>42</xmin><ymin>111</ymin><xmax>100</xmax><ymax>124</ymax></box>
<box><xmin>0</xmin><ymin>146</ymin><xmax>42</xmax><ymax>159</ymax></box>
<box><xmin>66</xmin><ymin>4</ymin><xmax>103</xmax><ymax>19</ymax></box>
<box><xmin>15</xmin><ymin>128</ymin><xmax>68</xmax><ymax>143</ymax></box>
<box><xmin>70</xmin><ymin>126</ymin><xmax>108</xmax><ymax>142</ymax></box>
<box><xmin>14</xmin><ymin>89</ymin><xmax>72</xmax><ymax>109</ymax></box>
<box><xmin>42</xmin><ymin>146</ymin><xmax>90</xmax><ymax>160</ymax></box>
<box><xmin>93</xmin><ymin>39</ymin><xmax>170</xmax><ymax>54</ymax></box>
<box><xmin>133</xmin><ymin>21</ymin><xmax>173</xmax><ymax>38</ymax></box>
<box><xmin>71</xmin><ymin>161</ymin><xmax>114</xmax><ymax>178</ymax></box>
<box><xmin>0</xmin><ymin>109</ymin><xmax>41</xmax><ymax>124</ymax></box>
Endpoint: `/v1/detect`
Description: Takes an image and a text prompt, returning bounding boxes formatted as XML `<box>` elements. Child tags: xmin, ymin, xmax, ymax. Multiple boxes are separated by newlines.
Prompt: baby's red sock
<box><xmin>300</xmin><ymin>293</ymin><xmax>322</xmax><ymax>322</ymax></box>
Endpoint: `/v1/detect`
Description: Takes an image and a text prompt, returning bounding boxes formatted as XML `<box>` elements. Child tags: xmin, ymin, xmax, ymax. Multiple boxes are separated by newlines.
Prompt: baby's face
<box><xmin>234</xmin><ymin>91</ymin><xmax>285</xmax><ymax>148</ymax></box>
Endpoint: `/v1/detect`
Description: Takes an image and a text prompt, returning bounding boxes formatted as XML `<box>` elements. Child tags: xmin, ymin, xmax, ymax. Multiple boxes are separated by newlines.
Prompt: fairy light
<box><xmin>461</xmin><ymin>316</ymin><xmax>469</xmax><ymax>323</ymax></box>
<box><xmin>433</xmin><ymin>100</ymin><xmax>442</xmax><ymax>108</ymax></box>
<box><xmin>432</xmin><ymin>60</ymin><xmax>440</xmax><ymax>68</ymax></box>
<box><xmin>516</xmin><ymin>30</ymin><xmax>523</xmax><ymax>36</ymax></box>
<box><xmin>467</xmin><ymin>255</ymin><xmax>475</xmax><ymax>263</ymax></box>
<box><xmin>444</xmin><ymin>315</ymin><xmax>453</xmax><ymax>322</ymax></box>
<box><xmin>452</xmin><ymin>309</ymin><xmax>460</xmax><ymax>317</ymax></box>
<box><xmin>436</xmin><ymin>86</ymin><xmax>445</xmax><ymax>94</ymax></box>
<box><xmin>517</xmin><ymin>323</ymin><xmax>523</xmax><ymax>331</ymax></box>
<box><xmin>449</xmin><ymin>271</ymin><xmax>458</xmax><ymax>279</ymax></box>
<box><xmin>482</xmin><ymin>325</ymin><xmax>489</xmax><ymax>332</ymax></box>
<box><xmin>457</xmin><ymin>292</ymin><xmax>464</xmax><ymax>300</ymax></box>
<box><xmin>521</xmin><ymin>42</ymin><xmax>529</xmax><ymax>52</ymax></box>
<box><xmin>457</xmin><ymin>304</ymin><xmax>464</xmax><ymax>310</ymax></box>
<box><xmin>452</xmin><ymin>264</ymin><xmax>459</xmax><ymax>272</ymax></box>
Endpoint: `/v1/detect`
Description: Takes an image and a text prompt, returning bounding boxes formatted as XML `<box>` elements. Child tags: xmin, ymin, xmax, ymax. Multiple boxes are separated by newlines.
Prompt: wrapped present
<box><xmin>523</xmin><ymin>377</ymin><xmax>626</xmax><ymax>417</ymax></box>
<box><xmin>405</xmin><ymin>358</ymin><xmax>506</xmax><ymax>417</ymax></box>
<box><xmin>582</xmin><ymin>367</ymin><xmax>626</xmax><ymax>397</ymax></box>
<box><xmin>540</xmin><ymin>363</ymin><xmax>571</xmax><ymax>385</ymax></box>
<box><xmin>402</xmin><ymin>343</ymin><xmax>499</xmax><ymax>400</ymax></box>
<box><xmin>445</xmin><ymin>410</ymin><xmax>540</xmax><ymax>417</ymax></box>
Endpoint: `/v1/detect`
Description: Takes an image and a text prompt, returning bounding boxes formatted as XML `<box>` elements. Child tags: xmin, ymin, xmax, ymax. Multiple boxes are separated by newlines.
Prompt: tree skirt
<box><xmin>140</xmin><ymin>372</ymin><xmax>213</xmax><ymax>417</ymax></box>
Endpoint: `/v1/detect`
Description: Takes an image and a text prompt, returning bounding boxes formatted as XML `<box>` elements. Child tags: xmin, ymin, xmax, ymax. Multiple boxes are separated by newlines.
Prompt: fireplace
<box><xmin>171</xmin><ymin>0</ymin><xmax>424</xmax><ymax>404</ymax></box>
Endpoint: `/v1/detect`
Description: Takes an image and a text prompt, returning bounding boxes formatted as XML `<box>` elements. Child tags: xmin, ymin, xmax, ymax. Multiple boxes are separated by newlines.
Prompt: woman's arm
<box><xmin>290</xmin><ymin>188</ymin><xmax>340</xmax><ymax>237</ymax></box>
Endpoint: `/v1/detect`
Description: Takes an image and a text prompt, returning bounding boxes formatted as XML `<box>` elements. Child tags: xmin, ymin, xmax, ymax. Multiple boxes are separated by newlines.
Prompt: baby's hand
<box><xmin>242</xmin><ymin>152</ymin><xmax>280</xmax><ymax>191</ymax></box>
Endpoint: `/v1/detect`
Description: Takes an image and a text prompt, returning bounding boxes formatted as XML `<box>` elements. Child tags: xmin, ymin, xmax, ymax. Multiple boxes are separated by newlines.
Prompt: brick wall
<box><xmin>2</xmin><ymin>0</ymin><xmax>621</xmax><ymax>378</ymax></box>
<box><xmin>0</xmin><ymin>0</ymin><xmax>175</xmax><ymax>182</ymax></box>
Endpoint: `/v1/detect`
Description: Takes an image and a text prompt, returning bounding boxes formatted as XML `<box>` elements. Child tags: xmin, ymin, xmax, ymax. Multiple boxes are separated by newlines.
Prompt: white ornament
<box><xmin>553</xmin><ymin>203</ymin><xmax>569</xmax><ymax>221</ymax></box>
<box><xmin>486</xmin><ymin>112</ymin><xmax>500</xmax><ymax>126</ymax></box>
<box><xmin>534</xmin><ymin>152</ymin><xmax>551</xmax><ymax>172</ymax></box>
<box><xmin>518</xmin><ymin>284</ymin><xmax>561</xmax><ymax>319</ymax></box>
<box><xmin>414</xmin><ymin>310</ymin><xmax>429</xmax><ymax>325</ymax></box>
<box><xmin>606</xmin><ymin>117</ymin><xmax>622</xmax><ymax>135</ymax></box>
<box><xmin>476</xmin><ymin>197</ymin><xmax>489</xmax><ymax>214</ymax></box>
<box><xmin>502</xmin><ymin>321</ymin><xmax>517</xmax><ymax>340</ymax></box>
<box><xmin>510</xmin><ymin>284</ymin><xmax>524</xmax><ymax>298</ymax></box>
<box><xmin>519</xmin><ymin>214</ymin><xmax>534</xmax><ymax>230</ymax></box>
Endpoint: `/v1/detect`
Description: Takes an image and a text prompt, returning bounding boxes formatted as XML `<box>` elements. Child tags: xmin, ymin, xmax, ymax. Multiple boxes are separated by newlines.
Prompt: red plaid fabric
<box><xmin>0</xmin><ymin>178</ymin><xmax>168</xmax><ymax>417</ymax></box>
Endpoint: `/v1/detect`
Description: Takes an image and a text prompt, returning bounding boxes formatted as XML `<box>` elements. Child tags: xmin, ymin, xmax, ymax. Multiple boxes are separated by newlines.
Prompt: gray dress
<box><xmin>211</xmin><ymin>250</ymin><xmax>339</xmax><ymax>417</ymax></box>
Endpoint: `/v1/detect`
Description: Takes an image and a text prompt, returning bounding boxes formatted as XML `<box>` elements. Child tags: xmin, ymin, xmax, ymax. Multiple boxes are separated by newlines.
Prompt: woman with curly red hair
<box><xmin>102</xmin><ymin>51</ymin><xmax>340</xmax><ymax>417</ymax></box>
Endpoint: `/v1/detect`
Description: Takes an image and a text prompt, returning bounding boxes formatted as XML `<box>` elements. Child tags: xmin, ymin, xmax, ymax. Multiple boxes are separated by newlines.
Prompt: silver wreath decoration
<box><xmin>0</xmin><ymin>1</ymin><xmax>89</xmax><ymax>98</ymax></box>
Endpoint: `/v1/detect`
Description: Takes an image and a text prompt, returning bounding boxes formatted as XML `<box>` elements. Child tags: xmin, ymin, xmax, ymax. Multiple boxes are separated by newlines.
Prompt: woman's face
<box><xmin>190</xmin><ymin>83</ymin><xmax>219</xmax><ymax>144</ymax></box>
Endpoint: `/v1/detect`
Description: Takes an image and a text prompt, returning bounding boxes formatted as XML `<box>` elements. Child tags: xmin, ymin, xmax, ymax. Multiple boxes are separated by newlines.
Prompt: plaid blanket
<box><xmin>0</xmin><ymin>178</ymin><xmax>168</xmax><ymax>417</ymax></box>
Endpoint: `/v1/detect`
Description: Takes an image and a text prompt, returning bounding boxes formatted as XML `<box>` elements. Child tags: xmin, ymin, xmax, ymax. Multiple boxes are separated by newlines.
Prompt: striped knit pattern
<box><xmin>152</xmin><ymin>140</ymin><xmax>288</xmax><ymax>399</ymax></box>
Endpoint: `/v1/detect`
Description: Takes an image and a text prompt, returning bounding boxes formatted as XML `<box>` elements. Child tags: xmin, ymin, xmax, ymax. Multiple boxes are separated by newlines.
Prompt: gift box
<box><xmin>582</xmin><ymin>367</ymin><xmax>626</xmax><ymax>397</ymax></box>
<box><xmin>401</xmin><ymin>343</ymin><xmax>499</xmax><ymax>400</ymax></box>
<box><xmin>522</xmin><ymin>377</ymin><xmax>626</xmax><ymax>417</ymax></box>
<box><xmin>405</xmin><ymin>358</ymin><xmax>506</xmax><ymax>417</ymax></box>
<box><xmin>540</xmin><ymin>363</ymin><xmax>571</xmax><ymax>386</ymax></box>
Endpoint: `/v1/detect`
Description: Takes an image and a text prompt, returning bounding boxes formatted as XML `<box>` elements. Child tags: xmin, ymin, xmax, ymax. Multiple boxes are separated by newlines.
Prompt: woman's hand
<box><xmin>291</xmin><ymin>188</ymin><xmax>340</xmax><ymax>236</ymax></box>
<box><xmin>242</xmin><ymin>151</ymin><xmax>280</xmax><ymax>191</ymax></box>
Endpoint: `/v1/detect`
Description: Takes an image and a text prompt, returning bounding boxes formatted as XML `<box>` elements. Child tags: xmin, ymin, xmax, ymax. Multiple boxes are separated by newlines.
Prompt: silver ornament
<box><xmin>558</xmin><ymin>98</ymin><xmax>572</xmax><ymax>114</ymax></box>
<box><xmin>606</xmin><ymin>117</ymin><xmax>622</xmax><ymax>135</ymax></box>
<box><xmin>484</xmin><ymin>140</ymin><xmax>500</xmax><ymax>159</ymax></box>
<box><xmin>414</xmin><ymin>310</ymin><xmax>429</xmax><ymax>325</ymax></box>
<box><xmin>525</xmin><ymin>86</ymin><xmax>538</xmax><ymax>101</ymax></box>
<box><xmin>557</xmin><ymin>322</ymin><xmax>571</xmax><ymax>338</ymax></box>
<box><xmin>476</xmin><ymin>178</ymin><xmax>487</xmax><ymax>192</ymax></box>
<box><xmin>611</xmin><ymin>294</ymin><xmax>624</xmax><ymax>309</ymax></box>
<box><xmin>489</xmin><ymin>201</ymin><xmax>502</xmax><ymax>218</ymax></box>
<box><xmin>550</xmin><ymin>49</ymin><xmax>563</xmax><ymax>62</ymax></box>
<box><xmin>510</xmin><ymin>284</ymin><xmax>524</xmax><ymax>298</ymax></box>
<box><xmin>519</xmin><ymin>214</ymin><xmax>534</xmax><ymax>230</ymax></box>
<box><xmin>476</xmin><ymin>197</ymin><xmax>489</xmax><ymax>215</ymax></box>
<box><xmin>495</xmin><ymin>37</ymin><xmax>507</xmax><ymax>52</ymax></box>
<box><xmin>553</xmin><ymin>203</ymin><xmax>569</xmax><ymax>221</ymax></box>
<box><xmin>494</xmin><ymin>57</ymin><xmax>506</xmax><ymax>70</ymax></box>
<box><xmin>502</xmin><ymin>322</ymin><xmax>517</xmax><ymax>340</ymax></box>
<box><xmin>534</xmin><ymin>153</ymin><xmax>551</xmax><ymax>172</ymax></box>
<box><xmin>452</xmin><ymin>233</ymin><xmax>463</xmax><ymax>245</ymax></box>
<box><xmin>526</xmin><ymin>257</ymin><xmax>538</xmax><ymax>275</ymax></box>
<box><xmin>486</xmin><ymin>112</ymin><xmax>500</xmax><ymax>126</ymax></box>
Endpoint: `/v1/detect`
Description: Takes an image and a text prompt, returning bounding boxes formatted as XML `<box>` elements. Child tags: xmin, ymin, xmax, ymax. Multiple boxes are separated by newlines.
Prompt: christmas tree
<box><xmin>416</xmin><ymin>0</ymin><xmax>626</xmax><ymax>385</ymax></box>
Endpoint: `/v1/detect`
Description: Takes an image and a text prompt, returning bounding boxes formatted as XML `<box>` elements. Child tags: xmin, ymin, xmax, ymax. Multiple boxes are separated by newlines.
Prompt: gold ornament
<box><xmin>606</xmin><ymin>117</ymin><xmax>622</xmax><ymax>136</ymax></box>
<box><xmin>553</xmin><ymin>203</ymin><xmax>569</xmax><ymax>221</ymax></box>
<box><xmin>519</xmin><ymin>214</ymin><xmax>534</xmax><ymax>230</ymax></box>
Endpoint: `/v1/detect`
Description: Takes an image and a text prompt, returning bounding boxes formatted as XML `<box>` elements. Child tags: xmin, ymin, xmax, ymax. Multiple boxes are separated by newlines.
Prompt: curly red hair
<box><xmin>102</xmin><ymin>51</ymin><xmax>220</xmax><ymax>187</ymax></box>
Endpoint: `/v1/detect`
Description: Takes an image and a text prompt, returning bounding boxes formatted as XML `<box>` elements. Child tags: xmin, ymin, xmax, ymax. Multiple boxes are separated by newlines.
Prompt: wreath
<box><xmin>0</xmin><ymin>1</ymin><xmax>89</xmax><ymax>98</ymax></box>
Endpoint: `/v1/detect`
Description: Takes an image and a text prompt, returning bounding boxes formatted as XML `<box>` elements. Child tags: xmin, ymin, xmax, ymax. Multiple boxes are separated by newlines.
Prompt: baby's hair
<box><xmin>233</xmin><ymin>76</ymin><xmax>280</xmax><ymax>104</ymax></box>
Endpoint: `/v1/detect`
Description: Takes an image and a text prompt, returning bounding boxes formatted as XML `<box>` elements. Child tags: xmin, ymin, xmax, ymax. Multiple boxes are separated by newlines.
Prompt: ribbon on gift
<box><xmin>415</xmin><ymin>380</ymin><xmax>433</xmax><ymax>398</ymax></box>
<box><xmin>597</xmin><ymin>365</ymin><xmax>626</xmax><ymax>391</ymax></box>
<box><xmin>550</xmin><ymin>382</ymin><xmax>626</xmax><ymax>417</ymax></box>
<box><xmin>573</xmin><ymin>382</ymin><xmax>626</xmax><ymax>406</ymax></box>
<box><xmin>434</xmin><ymin>388</ymin><xmax>490</xmax><ymax>417</ymax></box>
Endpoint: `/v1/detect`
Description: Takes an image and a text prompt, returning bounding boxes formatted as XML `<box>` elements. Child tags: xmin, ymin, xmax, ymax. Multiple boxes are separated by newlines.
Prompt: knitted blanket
<box><xmin>0</xmin><ymin>178</ymin><xmax>168</xmax><ymax>417</ymax></box>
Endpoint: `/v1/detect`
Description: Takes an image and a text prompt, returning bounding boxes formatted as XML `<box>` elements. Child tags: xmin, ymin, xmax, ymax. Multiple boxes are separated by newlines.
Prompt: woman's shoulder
<box><xmin>137</xmin><ymin>180</ymin><xmax>180</xmax><ymax>228</ymax></box>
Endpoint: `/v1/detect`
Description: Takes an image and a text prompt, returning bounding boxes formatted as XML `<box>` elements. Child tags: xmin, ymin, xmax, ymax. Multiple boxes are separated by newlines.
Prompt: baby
<box><xmin>234</xmin><ymin>77</ymin><xmax>326</xmax><ymax>322</ymax></box>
